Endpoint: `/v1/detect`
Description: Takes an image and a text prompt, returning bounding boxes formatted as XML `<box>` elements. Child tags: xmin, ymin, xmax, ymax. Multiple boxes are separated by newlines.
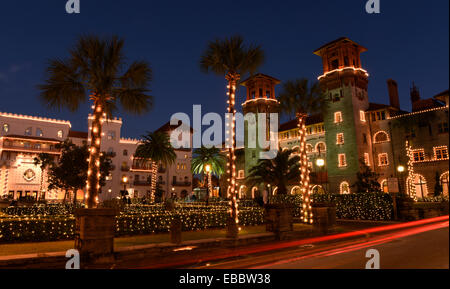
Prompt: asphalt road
<box><xmin>187</xmin><ymin>219</ymin><xmax>449</xmax><ymax>269</ymax></box>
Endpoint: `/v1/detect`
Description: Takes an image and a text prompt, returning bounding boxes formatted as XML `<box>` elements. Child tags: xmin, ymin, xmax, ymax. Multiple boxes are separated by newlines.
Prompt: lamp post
<box><xmin>397</xmin><ymin>165</ymin><xmax>405</xmax><ymax>194</ymax></box>
<box><xmin>316</xmin><ymin>158</ymin><xmax>325</xmax><ymax>193</ymax></box>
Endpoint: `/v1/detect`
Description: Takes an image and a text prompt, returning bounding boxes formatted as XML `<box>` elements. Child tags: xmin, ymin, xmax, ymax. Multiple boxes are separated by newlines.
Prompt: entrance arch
<box><xmin>290</xmin><ymin>186</ymin><xmax>301</xmax><ymax>195</ymax></box>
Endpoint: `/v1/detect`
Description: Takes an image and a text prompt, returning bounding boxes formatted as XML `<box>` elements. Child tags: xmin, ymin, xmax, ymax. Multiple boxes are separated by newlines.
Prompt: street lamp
<box><xmin>122</xmin><ymin>176</ymin><xmax>129</xmax><ymax>201</ymax></box>
<box><xmin>316</xmin><ymin>158</ymin><xmax>325</xmax><ymax>193</ymax></box>
<box><xmin>397</xmin><ymin>165</ymin><xmax>406</xmax><ymax>194</ymax></box>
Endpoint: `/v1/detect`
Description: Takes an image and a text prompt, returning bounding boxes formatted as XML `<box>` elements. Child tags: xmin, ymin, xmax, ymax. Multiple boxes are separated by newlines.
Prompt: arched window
<box><xmin>57</xmin><ymin>130</ymin><xmax>63</xmax><ymax>138</ymax></box>
<box><xmin>306</xmin><ymin>144</ymin><xmax>313</xmax><ymax>154</ymax></box>
<box><xmin>407</xmin><ymin>174</ymin><xmax>428</xmax><ymax>198</ymax></box>
<box><xmin>239</xmin><ymin>185</ymin><xmax>247</xmax><ymax>198</ymax></box>
<box><xmin>373</xmin><ymin>131</ymin><xmax>390</xmax><ymax>143</ymax></box>
<box><xmin>36</xmin><ymin>128</ymin><xmax>43</xmax><ymax>137</ymax></box>
<box><xmin>25</xmin><ymin>127</ymin><xmax>32</xmax><ymax>136</ymax></box>
<box><xmin>292</xmin><ymin>146</ymin><xmax>301</xmax><ymax>154</ymax></box>
<box><xmin>311</xmin><ymin>185</ymin><xmax>325</xmax><ymax>194</ymax></box>
<box><xmin>340</xmin><ymin>181</ymin><xmax>350</xmax><ymax>194</ymax></box>
<box><xmin>315</xmin><ymin>142</ymin><xmax>326</xmax><ymax>153</ymax></box>
<box><xmin>2</xmin><ymin>124</ymin><xmax>9</xmax><ymax>133</ymax></box>
<box><xmin>440</xmin><ymin>172</ymin><xmax>449</xmax><ymax>196</ymax></box>
<box><xmin>380</xmin><ymin>179</ymin><xmax>388</xmax><ymax>193</ymax></box>
<box><xmin>291</xmin><ymin>186</ymin><xmax>301</xmax><ymax>195</ymax></box>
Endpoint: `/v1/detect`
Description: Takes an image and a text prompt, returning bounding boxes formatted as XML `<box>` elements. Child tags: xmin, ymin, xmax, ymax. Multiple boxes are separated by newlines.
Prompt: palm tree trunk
<box><xmin>208</xmin><ymin>173</ymin><xmax>213</xmax><ymax>197</ymax></box>
<box><xmin>297</xmin><ymin>113</ymin><xmax>312</xmax><ymax>223</ymax></box>
<box><xmin>86</xmin><ymin>98</ymin><xmax>103</xmax><ymax>208</ymax></box>
<box><xmin>39</xmin><ymin>168</ymin><xmax>44</xmax><ymax>201</ymax></box>
<box><xmin>225</xmin><ymin>72</ymin><xmax>240</xmax><ymax>228</ymax></box>
<box><xmin>73</xmin><ymin>189</ymin><xmax>77</xmax><ymax>204</ymax></box>
<box><xmin>151</xmin><ymin>161</ymin><xmax>157</xmax><ymax>202</ymax></box>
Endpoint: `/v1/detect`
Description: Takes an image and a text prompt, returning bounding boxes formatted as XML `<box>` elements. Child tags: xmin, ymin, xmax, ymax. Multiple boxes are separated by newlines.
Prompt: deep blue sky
<box><xmin>0</xmin><ymin>0</ymin><xmax>448</xmax><ymax>138</ymax></box>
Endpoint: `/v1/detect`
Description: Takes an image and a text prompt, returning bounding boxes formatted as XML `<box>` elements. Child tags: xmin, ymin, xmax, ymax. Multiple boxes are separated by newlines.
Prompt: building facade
<box><xmin>0</xmin><ymin>113</ymin><xmax>192</xmax><ymax>202</ymax></box>
<box><xmin>235</xmin><ymin>37</ymin><xmax>449</xmax><ymax>198</ymax></box>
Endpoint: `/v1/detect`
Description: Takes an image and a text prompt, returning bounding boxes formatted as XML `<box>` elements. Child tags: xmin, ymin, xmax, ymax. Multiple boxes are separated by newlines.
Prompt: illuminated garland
<box><xmin>405</xmin><ymin>140</ymin><xmax>416</xmax><ymax>197</ymax></box>
<box><xmin>225</xmin><ymin>73</ymin><xmax>240</xmax><ymax>226</ymax></box>
<box><xmin>297</xmin><ymin>113</ymin><xmax>312</xmax><ymax>224</ymax></box>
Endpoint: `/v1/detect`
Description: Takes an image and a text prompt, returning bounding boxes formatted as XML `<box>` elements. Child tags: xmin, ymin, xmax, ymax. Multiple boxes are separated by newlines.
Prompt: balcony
<box><xmin>172</xmin><ymin>181</ymin><xmax>192</xmax><ymax>187</ymax></box>
<box><xmin>134</xmin><ymin>180</ymin><xmax>151</xmax><ymax>186</ymax></box>
<box><xmin>131</xmin><ymin>164</ymin><xmax>152</xmax><ymax>172</ymax></box>
<box><xmin>1</xmin><ymin>143</ymin><xmax>61</xmax><ymax>155</ymax></box>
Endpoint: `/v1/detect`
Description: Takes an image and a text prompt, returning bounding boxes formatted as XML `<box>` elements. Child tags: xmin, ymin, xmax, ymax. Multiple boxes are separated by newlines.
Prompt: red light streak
<box><xmin>136</xmin><ymin>216</ymin><xmax>449</xmax><ymax>269</ymax></box>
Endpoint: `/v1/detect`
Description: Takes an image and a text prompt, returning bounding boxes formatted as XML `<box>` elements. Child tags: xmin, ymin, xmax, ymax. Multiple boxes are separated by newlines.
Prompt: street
<box><xmin>183</xmin><ymin>218</ymin><xmax>449</xmax><ymax>270</ymax></box>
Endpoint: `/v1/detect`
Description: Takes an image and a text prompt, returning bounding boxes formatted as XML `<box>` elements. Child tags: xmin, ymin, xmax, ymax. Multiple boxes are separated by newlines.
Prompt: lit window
<box><xmin>2</xmin><ymin>124</ymin><xmax>9</xmax><ymax>133</ymax></box>
<box><xmin>340</xmin><ymin>181</ymin><xmax>350</xmax><ymax>194</ymax></box>
<box><xmin>378</xmin><ymin>153</ymin><xmax>389</xmax><ymax>166</ymax></box>
<box><xmin>57</xmin><ymin>130</ymin><xmax>63</xmax><ymax>138</ymax></box>
<box><xmin>381</xmin><ymin>180</ymin><xmax>388</xmax><ymax>193</ymax></box>
<box><xmin>25</xmin><ymin>127</ymin><xmax>32</xmax><ymax>136</ymax></box>
<box><xmin>434</xmin><ymin>146</ymin><xmax>449</xmax><ymax>160</ymax></box>
<box><xmin>107</xmin><ymin>131</ymin><xmax>116</xmax><ymax>140</ymax></box>
<box><xmin>306</xmin><ymin>144</ymin><xmax>313</xmax><ymax>154</ymax></box>
<box><xmin>364</xmin><ymin>153</ymin><xmax>370</xmax><ymax>166</ymax></box>
<box><xmin>334</xmin><ymin>112</ymin><xmax>343</xmax><ymax>123</ymax></box>
<box><xmin>374</xmin><ymin>131</ymin><xmax>389</xmax><ymax>143</ymax></box>
<box><xmin>412</xmin><ymin>150</ymin><xmax>425</xmax><ymax>162</ymax></box>
<box><xmin>316</xmin><ymin>142</ymin><xmax>326</xmax><ymax>153</ymax></box>
<box><xmin>238</xmin><ymin>170</ymin><xmax>245</xmax><ymax>179</ymax></box>
<box><xmin>306</xmin><ymin>127</ymin><xmax>312</xmax><ymax>135</ymax></box>
<box><xmin>36</xmin><ymin>128</ymin><xmax>43</xmax><ymax>137</ymax></box>
<box><xmin>336</xmin><ymin>133</ymin><xmax>344</xmax><ymax>145</ymax></box>
<box><xmin>184</xmin><ymin>154</ymin><xmax>188</xmax><ymax>159</ymax></box>
<box><xmin>338</xmin><ymin>154</ymin><xmax>347</xmax><ymax>167</ymax></box>
<box><xmin>360</xmin><ymin>110</ymin><xmax>366</xmax><ymax>122</ymax></box>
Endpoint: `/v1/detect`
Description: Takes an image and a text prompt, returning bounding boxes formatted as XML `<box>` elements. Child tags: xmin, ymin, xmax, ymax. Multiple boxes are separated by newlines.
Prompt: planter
<box><xmin>264</xmin><ymin>204</ymin><xmax>294</xmax><ymax>239</ymax></box>
<box><xmin>311</xmin><ymin>202</ymin><xmax>336</xmax><ymax>235</ymax></box>
<box><xmin>75</xmin><ymin>208</ymin><xmax>116</xmax><ymax>267</ymax></box>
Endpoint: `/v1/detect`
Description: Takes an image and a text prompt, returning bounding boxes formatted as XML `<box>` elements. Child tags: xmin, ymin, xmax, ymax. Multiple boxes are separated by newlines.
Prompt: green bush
<box><xmin>0</xmin><ymin>208</ymin><xmax>264</xmax><ymax>243</ymax></box>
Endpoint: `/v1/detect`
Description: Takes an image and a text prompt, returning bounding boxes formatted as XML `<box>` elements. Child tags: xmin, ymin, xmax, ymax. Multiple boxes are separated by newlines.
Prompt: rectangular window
<box><xmin>378</xmin><ymin>153</ymin><xmax>389</xmax><ymax>166</ymax></box>
<box><xmin>107</xmin><ymin>131</ymin><xmax>116</xmax><ymax>140</ymax></box>
<box><xmin>364</xmin><ymin>153</ymin><xmax>370</xmax><ymax>166</ymax></box>
<box><xmin>338</xmin><ymin>154</ymin><xmax>347</xmax><ymax>167</ymax></box>
<box><xmin>371</xmin><ymin>113</ymin><xmax>376</xmax><ymax>122</ymax></box>
<box><xmin>336</xmin><ymin>133</ymin><xmax>344</xmax><ymax>145</ymax></box>
<box><xmin>438</xmin><ymin>122</ymin><xmax>449</xmax><ymax>134</ymax></box>
<box><xmin>434</xmin><ymin>146</ymin><xmax>449</xmax><ymax>160</ymax></box>
<box><xmin>412</xmin><ymin>150</ymin><xmax>425</xmax><ymax>162</ymax></box>
<box><xmin>334</xmin><ymin>112</ymin><xmax>343</xmax><ymax>123</ymax></box>
<box><xmin>238</xmin><ymin>170</ymin><xmax>245</xmax><ymax>179</ymax></box>
<box><xmin>360</xmin><ymin>110</ymin><xmax>366</xmax><ymax>122</ymax></box>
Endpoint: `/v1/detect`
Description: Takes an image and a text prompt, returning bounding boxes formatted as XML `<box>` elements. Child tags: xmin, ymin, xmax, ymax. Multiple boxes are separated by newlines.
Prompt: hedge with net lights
<box><xmin>0</xmin><ymin>208</ymin><xmax>264</xmax><ymax>243</ymax></box>
<box><xmin>312</xmin><ymin>192</ymin><xmax>393</xmax><ymax>221</ymax></box>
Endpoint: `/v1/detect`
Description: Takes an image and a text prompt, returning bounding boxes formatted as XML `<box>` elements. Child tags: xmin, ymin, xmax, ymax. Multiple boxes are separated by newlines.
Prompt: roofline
<box><xmin>313</xmin><ymin>37</ymin><xmax>368</xmax><ymax>56</ymax></box>
<box><xmin>240</xmin><ymin>73</ymin><xmax>281</xmax><ymax>87</ymax></box>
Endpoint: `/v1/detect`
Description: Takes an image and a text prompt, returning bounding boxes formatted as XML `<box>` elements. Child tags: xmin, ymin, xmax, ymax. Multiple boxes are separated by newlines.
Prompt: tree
<box><xmin>200</xmin><ymin>35</ymin><xmax>264</xmax><ymax>228</ymax></box>
<box><xmin>352</xmin><ymin>160</ymin><xmax>381</xmax><ymax>193</ymax></box>
<box><xmin>46</xmin><ymin>141</ymin><xmax>113</xmax><ymax>204</ymax></box>
<box><xmin>278</xmin><ymin>78</ymin><xmax>324</xmax><ymax>222</ymax></box>
<box><xmin>246</xmin><ymin>148</ymin><xmax>300</xmax><ymax>195</ymax></box>
<box><xmin>134</xmin><ymin>131</ymin><xmax>176</xmax><ymax>202</ymax></box>
<box><xmin>33</xmin><ymin>153</ymin><xmax>55</xmax><ymax>201</ymax></box>
<box><xmin>191</xmin><ymin>146</ymin><xmax>226</xmax><ymax>198</ymax></box>
<box><xmin>39</xmin><ymin>35</ymin><xmax>153</xmax><ymax>208</ymax></box>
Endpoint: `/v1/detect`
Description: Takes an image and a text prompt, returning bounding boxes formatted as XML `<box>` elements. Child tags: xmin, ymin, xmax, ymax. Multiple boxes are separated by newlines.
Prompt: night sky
<box><xmin>0</xmin><ymin>0</ymin><xmax>448</xmax><ymax>138</ymax></box>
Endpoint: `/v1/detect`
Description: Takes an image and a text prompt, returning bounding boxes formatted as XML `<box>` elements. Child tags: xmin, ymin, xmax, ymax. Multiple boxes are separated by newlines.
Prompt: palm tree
<box><xmin>33</xmin><ymin>153</ymin><xmax>54</xmax><ymax>201</ymax></box>
<box><xmin>246</xmin><ymin>148</ymin><xmax>300</xmax><ymax>195</ymax></box>
<box><xmin>200</xmin><ymin>35</ymin><xmax>264</xmax><ymax>228</ymax></box>
<box><xmin>278</xmin><ymin>78</ymin><xmax>324</xmax><ymax>223</ymax></box>
<box><xmin>135</xmin><ymin>131</ymin><xmax>176</xmax><ymax>202</ymax></box>
<box><xmin>191</xmin><ymin>146</ymin><xmax>226</xmax><ymax>198</ymax></box>
<box><xmin>39</xmin><ymin>35</ymin><xmax>153</xmax><ymax>208</ymax></box>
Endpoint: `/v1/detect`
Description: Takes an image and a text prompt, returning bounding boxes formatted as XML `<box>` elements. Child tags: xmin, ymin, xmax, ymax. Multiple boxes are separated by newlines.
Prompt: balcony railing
<box><xmin>172</xmin><ymin>181</ymin><xmax>192</xmax><ymax>187</ymax></box>
<box><xmin>1</xmin><ymin>143</ymin><xmax>61</xmax><ymax>154</ymax></box>
<box><xmin>134</xmin><ymin>180</ymin><xmax>152</xmax><ymax>186</ymax></box>
<box><xmin>131</xmin><ymin>164</ymin><xmax>152</xmax><ymax>172</ymax></box>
